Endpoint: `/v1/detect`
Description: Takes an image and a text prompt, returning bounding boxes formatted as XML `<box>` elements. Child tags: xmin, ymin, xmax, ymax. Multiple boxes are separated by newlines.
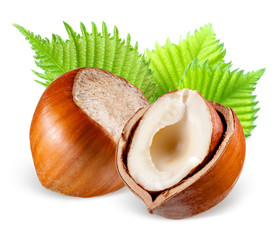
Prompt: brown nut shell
<box><xmin>116</xmin><ymin>101</ymin><xmax>246</xmax><ymax>219</ymax></box>
<box><xmin>30</xmin><ymin>67</ymin><xmax>149</xmax><ymax>197</ymax></box>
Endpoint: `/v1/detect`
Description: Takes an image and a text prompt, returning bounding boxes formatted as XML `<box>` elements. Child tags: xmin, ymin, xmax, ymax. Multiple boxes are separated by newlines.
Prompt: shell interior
<box><xmin>117</xmin><ymin>101</ymin><xmax>235</xmax><ymax>211</ymax></box>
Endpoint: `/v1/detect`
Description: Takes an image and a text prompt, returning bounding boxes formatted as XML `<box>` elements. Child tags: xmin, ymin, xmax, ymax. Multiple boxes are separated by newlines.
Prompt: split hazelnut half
<box><xmin>30</xmin><ymin>67</ymin><xmax>149</xmax><ymax>197</ymax></box>
<box><xmin>116</xmin><ymin>89</ymin><xmax>246</xmax><ymax>219</ymax></box>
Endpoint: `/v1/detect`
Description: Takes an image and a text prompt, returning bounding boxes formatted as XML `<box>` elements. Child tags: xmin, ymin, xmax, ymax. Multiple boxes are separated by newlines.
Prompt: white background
<box><xmin>1</xmin><ymin>0</ymin><xmax>279</xmax><ymax>239</ymax></box>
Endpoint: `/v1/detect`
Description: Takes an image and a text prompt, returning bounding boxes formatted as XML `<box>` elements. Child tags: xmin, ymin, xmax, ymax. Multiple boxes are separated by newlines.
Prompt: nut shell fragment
<box><xmin>116</xmin><ymin>101</ymin><xmax>246</xmax><ymax>219</ymax></box>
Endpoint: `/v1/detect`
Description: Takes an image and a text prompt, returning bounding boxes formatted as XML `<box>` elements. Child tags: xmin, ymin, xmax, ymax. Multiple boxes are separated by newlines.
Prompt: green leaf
<box><xmin>14</xmin><ymin>22</ymin><xmax>265</xmax><ymax>136</ymax></box>
<box><xmin>13</xmin><ymin>22</ymin><xmax>157</xmax><ymax>103</ymax></box>
<box><xmin>146</xmin><ymin>24</ymin><xmax>228</xmax><ymax>98</ymax></box>
<box><xmin>179</xmin><ymin>60</ymin><xmax>265</xmax><ymax>137</ymax></box>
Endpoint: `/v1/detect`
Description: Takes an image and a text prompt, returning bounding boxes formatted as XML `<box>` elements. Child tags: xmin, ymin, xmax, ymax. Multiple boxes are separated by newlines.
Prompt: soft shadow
<box><xmin>117</xmin><ymin>189</ymin><xmax>151</xmax><ymax>217</ymax></box>
<box><xmin>22</xmin><ymin>163</ymin><xmax>246</xmax><ymax>220</ymax></box>
<box><xmin>99</xmin><ymin>185</ymin><xmax>127</xmax><ymax>198</ymax></box>
<box><xmin>115</xmin><ymin>181</ymin><xmax>248</xmax><ymax>221</ymax></box>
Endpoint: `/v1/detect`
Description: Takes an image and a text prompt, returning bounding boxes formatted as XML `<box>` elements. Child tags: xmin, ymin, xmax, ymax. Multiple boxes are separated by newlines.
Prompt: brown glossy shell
<box><xmin>30</xmin><ymin>68</ymin><xmax>149</xmax><ymax>197</ymax></box>
<box><xmin>116</xmin><ymin>101</ymin><xmax>246</xmax><ymax>219</ymax></box>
